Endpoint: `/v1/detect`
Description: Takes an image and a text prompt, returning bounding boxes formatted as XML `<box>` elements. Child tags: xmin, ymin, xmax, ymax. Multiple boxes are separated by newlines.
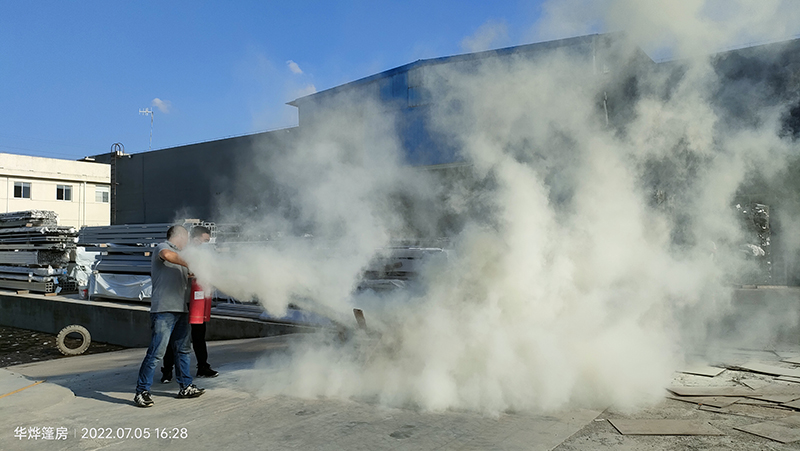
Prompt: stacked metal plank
<box><xmin>0</xmin><ymin>210</ymin><xmax>77</xmax><ymax>293</ymax></box>
<box><xmin>211</xmin><ymin>299</ymin><xmax>334</xmax><ymax>327</ymax></box>
<box><xmin>212</xmin><ymin>223</ymin><xmax>271</xmax><ymax>244</ymax></box>
<box><xmin>356</xmin><ymin>244</ymin><xmax>450</xmax><ymax>292</ymax></box>
<box><xmin>79</xmin><ymin>224</ymin><xmax>172</xmax><ymax>276</ymax></box>
<box><xmin>0</xmin><ymin>210</ymin><xmax>58</xmax><ymax>226</ymax></box>
<box><xmin>79</xmin><ymin>221</ymin><xmax>214</xmax><ymax>301</ymax></box>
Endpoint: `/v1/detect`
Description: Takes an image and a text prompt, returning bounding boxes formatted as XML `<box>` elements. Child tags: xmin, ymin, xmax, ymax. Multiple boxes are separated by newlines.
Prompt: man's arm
<box><xmin>159</xmin><ymin>248</ymin><xmax>190</xmax><ymax>268</ymax></box>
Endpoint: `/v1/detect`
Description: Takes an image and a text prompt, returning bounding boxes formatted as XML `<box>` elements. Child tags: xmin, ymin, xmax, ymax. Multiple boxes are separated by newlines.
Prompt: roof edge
<box><xmin>290</xmin><ymin>32</ymin><xmax>625</xmax><ymax>105</ymax></box>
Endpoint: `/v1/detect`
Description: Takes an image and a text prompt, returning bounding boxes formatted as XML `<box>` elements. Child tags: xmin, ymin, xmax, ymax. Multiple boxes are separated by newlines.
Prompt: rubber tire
<box><xmin>56</xmin><ymin>325</ymin><xmax>91</xmax><ymax>356</ymax></box>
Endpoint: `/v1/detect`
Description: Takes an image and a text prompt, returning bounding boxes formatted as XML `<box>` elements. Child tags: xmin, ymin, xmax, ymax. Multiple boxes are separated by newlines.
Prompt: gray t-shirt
<box><xmin>150</xmin><ymin>241</ymin><xmax>189</xmax><ymax>313</ymax></box>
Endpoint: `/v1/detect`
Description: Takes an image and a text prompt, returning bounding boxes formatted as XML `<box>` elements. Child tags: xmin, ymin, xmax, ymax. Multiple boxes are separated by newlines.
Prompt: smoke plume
<box><xmin>185</xmin><ymin>0</ymin><xmax>800</xmax><ymax>413</ymax></box>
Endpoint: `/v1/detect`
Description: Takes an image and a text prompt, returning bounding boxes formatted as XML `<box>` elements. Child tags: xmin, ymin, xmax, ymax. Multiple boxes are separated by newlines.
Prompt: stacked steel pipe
<box><xmin>0</xmin><ymin>210</ymin><xmax>78</xmax><ymax>293</ymax></box>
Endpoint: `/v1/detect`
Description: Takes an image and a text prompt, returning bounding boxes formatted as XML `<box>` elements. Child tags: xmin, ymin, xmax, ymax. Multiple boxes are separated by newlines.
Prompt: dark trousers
<box><xmin>162</xmin><ymin>323</ymin><xmax>209</xmax><ymax>375</ymax></box>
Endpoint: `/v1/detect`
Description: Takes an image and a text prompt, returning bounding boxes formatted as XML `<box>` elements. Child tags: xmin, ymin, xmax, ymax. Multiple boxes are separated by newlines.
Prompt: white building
<box><xmin>0</xmin><ymin>153</ymin><xmax>111</xmax><ymax>227</ymax></box>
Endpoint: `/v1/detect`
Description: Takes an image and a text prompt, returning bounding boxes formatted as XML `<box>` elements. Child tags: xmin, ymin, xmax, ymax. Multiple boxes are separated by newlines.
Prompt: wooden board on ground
<box><xmin>778</xmin><ymin>415</ymin><xmax>800</xmax><ymax>426</ymax></box>
<box><xmin>667</xmin><ymin>396</ymin><xmax>740</xmax><ymax>408</ymax></box>
<box><xmin>738</xmin><ymin>404</ymin><xmax>794</xmax><ymax>412</ymax></box>
<box><xmin>735</xmin><ymin>362</ymin><xmax>800</xmax><ymax>378</ymax></box>
<box><xmin>739</xmin><ymin>398</ymin><xmax>784</xmax><ymax>407</ymax></box>
<box><xmin>777</xmin><ymin>376</ymin><xmax>800</xmax><ymax>384</ymax></box>
<box><xmin>735</xmin><ymin>421</ymin><xmax>800</xmax><ymax>443</ymax></box>
<box><xmin>739</xmin><ymin>378</ymin><xmax>772</xmax><ymax>390</ymax></box>
<box><xmin>608</xmin><ymin>419</ymin><xmax>723</xmax><ymax>436</ymax></box>
<box><xmin>782</xmin><ymin>399</ymin><xmax>800</xmax><ymax>410</ymax></box>
<box><xmin>668</xmin><ymin>386</ymin><xmax>760</xmax><ymax>397</ymax></box>
<box><xmin>679</xmin><ymin>365</ymin><xmax>725</xmax><ymax>378</ymax></box>
<box><xmin>699</xmin><ymin>404</ymin><xmax>772</xmax><ymax>420</ymax></box>
<box><xmin>748</xmin><ymin>394</ymin><xmax>800</xmax><ymax>404</ymax></box>
<box><xmin>782</xmin><ymin>357</ymin><xmax>800</xmax><ymax>365</ymax></box>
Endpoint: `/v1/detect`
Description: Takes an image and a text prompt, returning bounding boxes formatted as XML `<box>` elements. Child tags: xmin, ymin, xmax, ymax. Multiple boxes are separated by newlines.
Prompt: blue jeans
<box><xmin>136</xmin><ymin>312</ymin><xmax>192</xmax><ymax>393</ymax></box>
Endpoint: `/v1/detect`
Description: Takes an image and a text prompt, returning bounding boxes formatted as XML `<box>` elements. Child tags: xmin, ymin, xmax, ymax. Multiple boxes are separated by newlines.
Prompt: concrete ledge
<box><xmin>6</xmin><ymin>286</ymin><xmax>795</xmax><ymax>350</ymax></box>
<box><xmin>0</xmin><ymin>291</ymin><xmax>320</xmax><ymax>347</ymax></box>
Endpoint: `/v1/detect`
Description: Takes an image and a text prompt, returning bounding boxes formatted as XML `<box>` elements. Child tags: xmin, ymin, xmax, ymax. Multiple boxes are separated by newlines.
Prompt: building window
<box><xmin>13</xmin><ymin>182</ymin><xmax>31</xmax><ymax>199</ymax></box>
<box><xmin>56</xmin><ymin>185</ymin><xmax>72</xmax><ymax>201</ymax></box>
<box><xmin>95</xmin><ymin>186</ymin><xmax>110</xmax><ymax>203</ymax></box>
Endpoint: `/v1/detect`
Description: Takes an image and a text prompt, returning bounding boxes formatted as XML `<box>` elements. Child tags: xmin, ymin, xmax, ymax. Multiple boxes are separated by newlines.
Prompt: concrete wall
<box><xmin>0</xmin><ymin>293</ymin><xmax>320</xmax><ymax>347</ymax></box>
<box><xmin>0</xmin><ymin>153</ymin><xmax>110</xmax><ymax>227</ymax></box>
<box><xmin>3</xmin><ymin>288</ymin><xmax>798</xmax><ymax>350</ymax></box>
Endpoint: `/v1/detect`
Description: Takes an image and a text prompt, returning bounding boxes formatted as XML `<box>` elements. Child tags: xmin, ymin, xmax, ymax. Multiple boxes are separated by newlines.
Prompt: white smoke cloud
<box><xmin>151</xmin><ymin>98</ymin><xmax>172</xmax><ymax>114</ymax></box>
<box><xmin>187</xmin><ymin>99</ymin><xmax>419</xmax><ymax>317</ymax></box>
<box><xmin>286</xmin><ymin>60</ymin><xmax>303</xmax><ymax>74</ymax></box>
<box><xmin>185</xmin><ymin>0</ymin><xmax>800</xmax><ymax>414</ymax></box>
<box><xmin>534</xmin><ymin>0</ymin><xmax>800</xmax><ymax>60</ymax></box>
<box><xmin>607</xmin><ymin>0</ymin><xmax>800</xmax><ymax>58</ymax></box>
<box><xmin>461</xmin><ymin>19</ymin><xmax>510</xmax><ymax>53</ymax></box>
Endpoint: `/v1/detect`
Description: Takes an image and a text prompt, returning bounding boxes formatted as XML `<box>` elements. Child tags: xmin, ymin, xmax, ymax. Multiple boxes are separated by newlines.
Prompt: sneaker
<box><xmin>196</xmin><ymin>367</ymin><xmax>219</xmax><ymax>378</ymax></box>
<box><xmin>160</xmin><ymin>373</ymin><xmax>173</xmax><ymax>384</ymax></box>
<box><xmin>176</xmin><ymin>384</ymin><xmax>205</xmax><ymax>399</ymax></box>
<box><xmin>133</xmin><ymin>391</ymin><xmax>154</xmax><ymax>407</ymax></box>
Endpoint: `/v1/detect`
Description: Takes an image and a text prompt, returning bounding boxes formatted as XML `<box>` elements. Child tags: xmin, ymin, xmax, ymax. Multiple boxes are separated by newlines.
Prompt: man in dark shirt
<box><xmin>134</xmin><ymin>225</ymin><xmax>204</xmax><ymax>407</ymax></box>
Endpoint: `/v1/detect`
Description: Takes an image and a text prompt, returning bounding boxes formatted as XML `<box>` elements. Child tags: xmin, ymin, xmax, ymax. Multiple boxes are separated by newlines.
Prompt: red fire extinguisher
<box><xmin>189</xmin><ymin>278</ymin><xmax>212</xmax><ymax>324</ymax></box>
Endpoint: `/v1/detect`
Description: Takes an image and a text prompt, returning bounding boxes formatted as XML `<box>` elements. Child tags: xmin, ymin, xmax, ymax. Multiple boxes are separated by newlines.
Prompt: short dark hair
<box><xmin>166</xmin><ymin>225</ymin><xmax>187</xmax><ymax>240</ymax></box>
<box><xmin>191</xmin><ymin>225</ymin><xmax>211</xmax><ymax>239</ymax></box>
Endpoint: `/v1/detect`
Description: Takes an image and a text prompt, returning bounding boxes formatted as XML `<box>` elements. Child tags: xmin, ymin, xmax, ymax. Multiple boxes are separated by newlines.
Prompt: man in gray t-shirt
<box><xmin>134</xmin><ymin>225</ymin><xmax>205</xmax><ymax>407</ymax></box>
<box><xmin>150</xmin><ymin>240</ymin><xmax>190</xmax><ymax>313</ymax></box>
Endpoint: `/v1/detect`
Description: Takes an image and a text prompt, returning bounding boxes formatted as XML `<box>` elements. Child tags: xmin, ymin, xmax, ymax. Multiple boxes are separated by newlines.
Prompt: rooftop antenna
<box><xmin>139</xmin><ymin>108</ymin><xmax>154</xmax><ymax>151</ymax></box>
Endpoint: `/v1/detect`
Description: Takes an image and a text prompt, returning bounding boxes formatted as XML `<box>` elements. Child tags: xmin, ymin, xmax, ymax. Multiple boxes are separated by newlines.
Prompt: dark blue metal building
<box><xmin>288</xmin><ymin>33</ymin><xmax>654</xmax><ymax>166</ymax></box>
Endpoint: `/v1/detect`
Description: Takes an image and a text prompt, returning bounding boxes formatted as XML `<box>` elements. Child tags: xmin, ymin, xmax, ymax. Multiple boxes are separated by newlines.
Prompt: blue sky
<box><xmin>0</xmin><ymin>1</ymin><xmax>557</xmax><ymax>160</ymax></box>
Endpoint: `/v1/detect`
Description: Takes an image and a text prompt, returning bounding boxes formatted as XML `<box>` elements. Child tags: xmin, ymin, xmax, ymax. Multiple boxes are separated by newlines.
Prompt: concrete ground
<box><xmin>2</xmin><ymin>336</ymin><xmax>800</xmax><ymax>450</ymax></box>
